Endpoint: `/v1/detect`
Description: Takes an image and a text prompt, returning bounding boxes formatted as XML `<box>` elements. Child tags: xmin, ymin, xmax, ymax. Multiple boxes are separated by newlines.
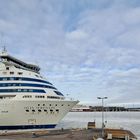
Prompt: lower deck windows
<box><xmin>47</xmin><ymin>96</ymin><xmax>60</xmax><ymax>99</ymax></box>
<box><xmin>25</xmin><ymin>108</ymin><xmax>60</xmax><ymax>114</ymax></box>
<box><xmin>0</xmin><ymin>95</ymin><xmax>16</xmax><ymax>99</ymax></box>
<box><xmin>23</xmin><ymin>95</ymin><xmax>32</xmax><ymax>98</ymax></box>
<box><xmin>35</xmin><ymin>95</ymin><xmax>45</xmax><ymax>98</ymax></box>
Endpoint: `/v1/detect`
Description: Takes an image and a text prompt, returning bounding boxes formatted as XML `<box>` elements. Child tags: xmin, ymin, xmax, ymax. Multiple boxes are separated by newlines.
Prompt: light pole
<box><xmin>97</xmin><ymin>96</ymin><xmax>108</xmax><ymax>138</ymax></box>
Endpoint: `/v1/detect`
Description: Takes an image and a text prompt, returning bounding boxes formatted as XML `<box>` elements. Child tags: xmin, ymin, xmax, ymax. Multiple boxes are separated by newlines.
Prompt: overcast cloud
<box><xmin>0</xmin><ymin>0</ymin><xmax>140</xmax><ymax>106</ymax></box>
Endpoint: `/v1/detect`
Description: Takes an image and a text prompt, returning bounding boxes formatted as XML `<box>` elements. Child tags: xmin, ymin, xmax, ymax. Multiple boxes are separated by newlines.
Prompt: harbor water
<box><xmin>56</xmin><ymin>112</ymin><xmax>140</xmax><ymax>139</ymax></box>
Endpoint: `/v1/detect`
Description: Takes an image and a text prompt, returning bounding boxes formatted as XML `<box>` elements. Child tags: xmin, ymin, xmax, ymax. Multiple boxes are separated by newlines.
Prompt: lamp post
<box><xmin>97</xmin><ymin>96</ymin><xmax>108</xmax><ymax>138</ymax></box>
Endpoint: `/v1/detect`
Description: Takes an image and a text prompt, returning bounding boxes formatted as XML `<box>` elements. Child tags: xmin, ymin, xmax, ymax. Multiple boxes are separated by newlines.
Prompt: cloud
<box><xmin>0</xmin><ymin>0</ymin><xmax>140</xmax><ymax>105</ymax></box>
<box><xmin>104</xmin><ymin>68</ymin><xmax>140</xmax><ymax>103</ymax></box>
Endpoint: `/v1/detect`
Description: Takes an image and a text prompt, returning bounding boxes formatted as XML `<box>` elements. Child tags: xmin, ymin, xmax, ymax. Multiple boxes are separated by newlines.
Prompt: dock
<box><xmin>0</xmin><ymin>127</ymin><xmax>137</xmax><ymax>140</ymax></box>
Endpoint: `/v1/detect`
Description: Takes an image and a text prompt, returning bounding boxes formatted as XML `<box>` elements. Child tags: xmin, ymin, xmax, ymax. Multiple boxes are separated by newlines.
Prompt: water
<box><xmin>56</xmin><ymin>112</ymin><xmax>140</xmax><ymax>139</ymax></box>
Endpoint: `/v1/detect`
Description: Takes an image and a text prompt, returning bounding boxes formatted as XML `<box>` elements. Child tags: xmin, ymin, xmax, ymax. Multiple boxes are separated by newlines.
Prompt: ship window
<box><xmin>2</xmin><ymin>84</ymin><xmax>5</xmax><ymax>87</ymax></box>
<box><xmin>54</xmin><ymin>91</ymin><xmax>64</xmax><ymax>96</ymax></box>
<box><xmin>15</xmin><ymin>77</ymin><xmax>19</xmax><ymax>80</ymax></box>
<box><xmin>38</xmin><ymin>110</ymin><xmax>41</xmax><ymax>112</ymax></box>
<box><xmin>44</xmin><ymin>109</ymin><xmax>47</xmax><ymax>112</ymax></box>
<box><xmin>50</xmin><ymin>109</ymin><xmax>53</xmax><ymax>112</ymax></box>
<box><xmin>56</xmin><ymin>109</ymin><xmax>59</xmax><ymax>112</ymax></box>
<box><xmin>43</xmin><ymin>104</ymin><xmax>45</xmax><ymax>106</ymax></box>
<box><xmin>26</xmin><ymin>110</ymin><xmax>29</xmax><ymax>112</ymax></box>
<box><xmin>47</xmin><ymin>96</ymin><xmax>60</xmax><ymax>99</ymax></box>
<box><xmin>49</xmin><ymin>104</ymin><xmax>51</xmax><ymax>106</ymax></box>
<box><xmin>6</xmin><ymin>67</ymin><xmax>9</xmax><ymax>70</ymax></box>
<box><xmin>3</xmin><ymin>78</ymin><xmax>7</xmax><ymax>81</ymax></box>
<box><xmin>23</xmin><ymin>95</ymin><xmax>32</xmax><ymax>98</ymax></box>
<box><xmin>18</xmin><ymin>72</ymin><xmax>23</xmax><ymax>75</ymax></box>
<box><xmin>10</xmin><ymin>72</ymin><xmax>14</xmax><ymax>75</ymax></box>
<box><xmin>23</xmin><ymin>89</ymin><xmax>28</xmax><ymax>92</ymax></box>
<box><xmin>61</xmin><ymin>104</ymin><xmax>64</xmax><ymax>106</ymax></box>
<box><xmin>10</xmin><ymin>77</ymin><xmax>14</xmax><ymax>80</ymax></box>
<box><xmin>35</xmin><ymin>95</ymin><xmax>45</xmax><ymax>98</ymax></box>
<box><xmin>32</xmin><ymin>110</ymin><xmax>35</xmax><ymax>112</ymax></box>
<box><xmin>55</xmin><ymin>104</ymin><xmax>57</xmax><ymax>106</ymax></box>
<box><xmin>35</xmin><ymin>75</ymin><xmax>39</xmax><ymax>77</ymax></box>
<box><xmin>9</xmin><ymin>77</ymin><xmax>14</xmax><ymax>80</ymax></box>
<box><xmin>29</xmin><ymin>89</ymin><xmax>33</xmax><ymax>92</ymax></box>
<box><xmin>38</xmin><ymin>104</ymin><xmax>40</xmax><ymax>106</ymax></box>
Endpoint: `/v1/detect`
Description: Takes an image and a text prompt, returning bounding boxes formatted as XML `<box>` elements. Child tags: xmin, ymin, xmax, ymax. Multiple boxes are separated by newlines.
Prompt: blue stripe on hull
<box><xmin>0</xmin><ymin>124</ymin><xmax>56</xmax><ymax>130</ymax></box>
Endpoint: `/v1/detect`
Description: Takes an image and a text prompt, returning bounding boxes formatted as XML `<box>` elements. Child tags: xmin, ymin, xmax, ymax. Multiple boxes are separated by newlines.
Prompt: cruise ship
<box><xmin>0</xmin><ymin>49</ymin><xmax>78</xmax><ymax>130</ymax></box>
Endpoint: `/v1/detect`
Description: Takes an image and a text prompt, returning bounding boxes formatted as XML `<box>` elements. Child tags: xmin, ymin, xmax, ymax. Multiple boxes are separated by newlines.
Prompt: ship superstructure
<box><xmin>0</xmin><ymin>50</ymin><xmax>78</xmax><ymax>130</ymax></box>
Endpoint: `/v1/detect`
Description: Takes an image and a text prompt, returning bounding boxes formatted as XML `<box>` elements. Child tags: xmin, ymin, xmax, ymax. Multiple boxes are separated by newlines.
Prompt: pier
<box><xmin>0</xmin><ymin>127</ymin><xmax>137</xmax><ymax>140</ymax></box>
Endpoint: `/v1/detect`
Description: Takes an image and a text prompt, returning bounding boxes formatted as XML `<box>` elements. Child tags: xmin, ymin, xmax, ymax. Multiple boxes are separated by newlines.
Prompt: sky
<box><xmin>0</xmin><ymin>0</ymin><xmax>140</xmax><ymax>106</ymax></box>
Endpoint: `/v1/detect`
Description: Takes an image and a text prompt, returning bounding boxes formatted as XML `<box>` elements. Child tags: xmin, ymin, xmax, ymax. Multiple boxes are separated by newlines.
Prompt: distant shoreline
<box><xmin>70</xmin><ymin>110</ymin><xmax>140</xmax><ymax>112</ymax></box>
<box><xmin>71</xmin><ymin>105</ymin><xmax>140</xmax><ymax>112</ymax></box>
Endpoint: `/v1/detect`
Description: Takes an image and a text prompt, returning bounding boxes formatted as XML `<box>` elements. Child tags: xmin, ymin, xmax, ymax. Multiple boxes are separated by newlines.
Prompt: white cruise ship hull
<box><xmin>0</xmin><ymin>98</ymin><xmax>78</xmax><ymax>130</ymax></box>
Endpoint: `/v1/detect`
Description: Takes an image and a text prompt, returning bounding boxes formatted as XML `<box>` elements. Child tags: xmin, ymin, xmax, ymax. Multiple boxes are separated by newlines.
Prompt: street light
<box><xmin>97</xmin><ymin>96</ymin><xmax>108</xmax><ymax>138</ymax></box>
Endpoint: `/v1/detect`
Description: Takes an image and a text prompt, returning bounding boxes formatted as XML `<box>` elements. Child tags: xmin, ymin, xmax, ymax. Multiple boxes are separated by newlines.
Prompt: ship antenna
<box><xmin>0</xmin><ymin>33</ymin><xmax>7</xmax><ymax>54</ymax></box>
<box><xmin>2</xmin><ymin>46</ymin><xmax>7</xmax><ymax>54</ymax></box>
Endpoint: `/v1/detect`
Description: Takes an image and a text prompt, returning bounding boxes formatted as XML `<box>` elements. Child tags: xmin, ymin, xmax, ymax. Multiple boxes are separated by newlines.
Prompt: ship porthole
<box><xmin>32</xmin><ymin>110</ymin><xmax>35</xmax><ymax>112</ymax></box>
